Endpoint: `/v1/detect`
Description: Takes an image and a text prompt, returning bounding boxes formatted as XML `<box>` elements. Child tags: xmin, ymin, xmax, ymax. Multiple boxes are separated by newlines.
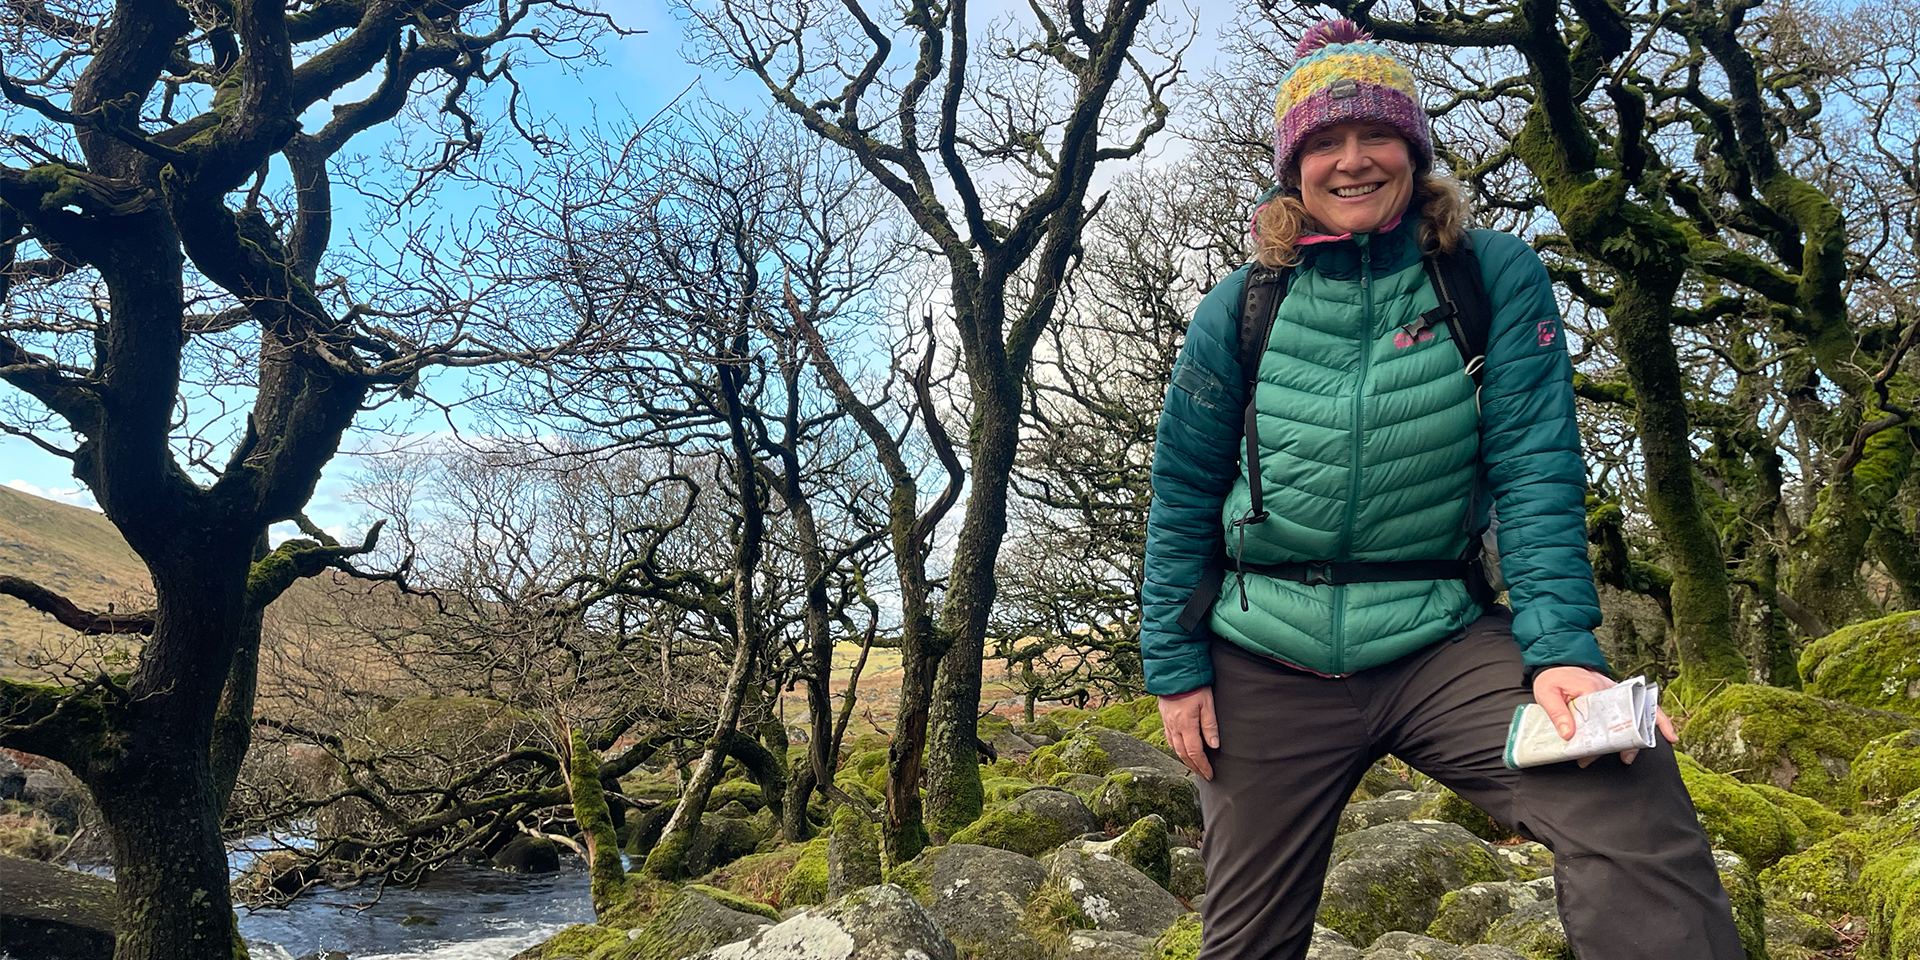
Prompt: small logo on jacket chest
<box><xmin>1393</xmin><ymin>327</ymin><xmax>1435</xmax><ymax>349</ymax></box>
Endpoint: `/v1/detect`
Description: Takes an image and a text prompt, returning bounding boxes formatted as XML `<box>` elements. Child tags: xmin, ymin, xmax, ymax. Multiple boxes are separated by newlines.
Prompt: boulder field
<box><xmin>518</xmin><ymin>616</ymin><xmax>1920</xmax><ymax>960</ymax></box>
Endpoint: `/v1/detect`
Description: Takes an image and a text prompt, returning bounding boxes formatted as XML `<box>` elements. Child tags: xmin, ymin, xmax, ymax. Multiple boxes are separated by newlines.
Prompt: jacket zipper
<box><xmin>1334</xmin><ymin>240</ymin><xmax>1374</xmax><ymax>674</ymax></box>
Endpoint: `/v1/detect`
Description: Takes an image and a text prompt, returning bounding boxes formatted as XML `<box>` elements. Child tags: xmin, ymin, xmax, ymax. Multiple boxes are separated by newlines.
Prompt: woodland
<box><xmin>0</xmin><ymin>0</ymin><xmax>1916</xmax><ymax>957</ymax></box>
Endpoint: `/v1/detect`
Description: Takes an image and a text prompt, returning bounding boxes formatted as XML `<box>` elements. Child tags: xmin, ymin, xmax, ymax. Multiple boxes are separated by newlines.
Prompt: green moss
<box><xmin>983</xmin><ymin>777</ymin><xmax>1035</xmax><ymax>803</ymax></box>
<box><xmin>1678</xmin><ymin>684</ymin><xmax>1915</xmax><ymax>808</ymax></box>
<box><xmin>883</xmin><ymin>848</ymin><xmax>936</xmax><ymax>905</ymax></box>
<box><xmin>684</xmin><ymin>883</ymin><xmax>780</xmax><ymax>921</ymax></box>
<box><xmin>946</xmin><ymin>808</ymin><xmax>1072</xmax><ymax>859</ymax></box>
<box><xmin>1150</xmin><ymin>912</ymin><xmax>1203</xmax><ymax>960</ymax></box>
<box><xmin>707</xmin><ymin>779</ymin><xmax>766</xmax><ymax>812</ymax></box>
<box><xmin>1411</xmin><ymin>788</ymin><xmax>1514</xmax><ymax>843</ymax></box>
<box><xmin>571</xmin><ymin>731</ymin><xmax>628</xmax><ymax>912</ymax></box>
<box><xmin>1760</xmin><ymin>831</ymin><xmax>1874</xmax><ymax>921</ymax></box>
<box><xmin>1745</xmin><ymin>782</ymin><xmax>1847</xmax><ymax>846</ymax></box>
<box><xmin>1800</xmin><ymin>610</ymin><xmax>1920</xmax><ymax>714</ymax></box>
<box><xmin>1108</xmin><ymin>814</ymin><xmax>1172</xmax><ymax>890</ymax></box>
<box><xmin>1024</xmin><ymin>717</ymin><xmax>1065</xmax><ymax>740</ymax></box>
<box><xmin>1092</xmin><ymin>696</ymin><xmax>1157</xmax><ymax>734</ymax></box>
<box><xmin>1675</xmin><ymin>752</ymin><xmax>1798</xmax><ymax>868</ymax></box>
<box><xmin>1045</xmin><ymin>707</ymin><xmax>1091</xmax><ymax>728</ymax></box>
<box><xmin>1852</xmin><ymin>730</ymin><xmax>1920</xmax><ymax>812</ymax></box>
<box><xmin>529</xmin><ymin>923</ymin><xmax>625</xmax><ymax>959</ymax></box>
<box><xmin>692</xmin><ymin>845</ymin><xmax>806</xmax><ymax>909</ymax></box>
<box><xmin>1860</xmin><ymin>843</ymin><xmax>1920</xmax><ymax>960</ymax></box>
<box><xmin>1022</xmin><ymin>735</ymin><xmax>1112</xmax><ymax>781</ymax></box>
<box><xmin>1712</xmin><ymin>851</ymin><xmax>1768</xmax><ymax>960</ymax></box>
<box><xmin>780</xmin><ymin>836</ymin><xmax>829</xmax><ymax>907</ymax></box>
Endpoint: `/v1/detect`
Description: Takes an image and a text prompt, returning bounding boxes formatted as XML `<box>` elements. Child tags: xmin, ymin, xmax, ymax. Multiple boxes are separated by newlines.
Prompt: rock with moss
<box><xmin>1762</xmin><ymin>904</ymin><xmax>1840</xmax><ymax>954</ymax></box>
<box><xmin>1424</xmin><ymin>878</ymin><xmax>1554</xmax><ymax>945</ymax></box>
<box><xmin>1351</xmin><ymin>763</ymin><xmax>1416</xmax><ymax>802</ymax></box>
<box><xmin>1049</xmin><ymin>772</ymin><xmax>1108</xmax><ymax>798</ymax></box>
<box><xmin>1339</xmin><ymin>796</ymin><xmax>1423</xmax><ymax>836</ymax></box>
<box><xmin>827</xmin><ymin>805</ymin><xmax>882</xmax><ymax>898</ymax></box>
<box><xmin>707</xmin><ymin>779</ymin><xmax>766</xmax><ymax>812</ymax></box>
<box><xmin>1678</xmin><ymin>684</ymin><xmax>1916</xmax><ymax>809</ymax></box>
<box><xmin>623</xmin><ymin>804</ymin><xmax>677</xmax><ymax>858</ymax></box>
<box><xmin>1851</xmin><ymin>729</ymin><xmax>1920</xmax><ymax>812</ymax></box>
<box><xmin>493</xmin><ymin>835</ymin><xmax>562</xmax><ymax>874</ymax></box>
<box><xmin>1062</xmin><ymin>928</ymin><xmax>1156</xmax><ymax>958</ymax></box>
<box><xmin>1489</xmin><ymin>842</ymin><xmax>1553</xmax><ymax>882</ymax></box>
<box><xmin>1065</xmin><ymin>814</ymin><xmax>1172</xmax><ymax>890</ymax></box>
<box><xmin>984</xmin><ymin>776</ymin><xmax>1038</xmax><ymax>803</ymax></box>
<box><xmin>1859</xmin><ymin>840</ymin><xmax>1920</xmax><ymax>960</ymax></box>
<box><xmin>1315</xmin><ymin>821</ymin><xmax>1506</xmax><ymax>947</ymax></box>
<box><xmin>1759</xmin><ymin>830</ymin><xmax>1875</xmax><ymax>921</ymax></box>
<box><xmin>1306</xmin><ymin>925</ymin><xmax>1362</xmax><ymax>960</ymax></box>
<box><xmin>1744</xmin><ymin>782</ymin><xmax>1847</xmax><ymax>846</ymax></box>
<box><xmin>1711</xmin><ymin>850</ymin><xmax>1767</xmax><ymax>960</ymax></box>
<box><xmin>694</xmin><ymin>845</ymin><xmax>808</xmax><ymax>910</ymax></box>
<box><xmin>1148</xmin><ymin>909</ymin><xmax>1204</xmax><ymax>960</ymax></box>
<box><xmin>683</xmin><ymin>816</ymin><xmax>763</xmax><ymax>878</ymax></box>
<box><xmin>1092</xmin><ymin>768</ymin><xmax>1202</xmax><ymax>834</ymax></box>
<box><xmin>689</xmin><ymin>883</ymin><xmax>956</xmax><ymax>960</ymax></box>
<box><xmin>513</xmin><ymin>923</ymin><xmax>625</xmax><ymax>960</ymax></box>
<box><xmin>0</xmin><ymin>854</ymin><xmax>115</xmax><ymax>960</ymax></box>
<box><xmin>1799</xmin><ymin>610</ymin><xmax>1920</xmax><ymax>714</ymax></box>
<box><xmin>1044</xmin><ymin>843</ymin><xmax>1189</xmax><ymax>938</ymax></box>
<box><xmin>1026</xmin><ymin>735</ymin><xmax>1115</xmax><ymax>780</ymax></box>
<box><xmin>1087</xmin><ymin>728</ymin><xmax>1187</xmax><ymax>776</ymax></box>
<box><xmin>781</xmin><ymin>836</ymin><xmax>830</xmax><ymax>908</ymax></box>
<box><xmin>888</xmin><ymin>843</ymin><xmax>1049</xmax><ymax>960</ymax></box>
<box><xmin>1482</xmin><ymin>899</ymin><xmax>1571</xmax><ymax>960</ymax></box>
<box><xmin>1023</xmin><ymin>716</ymin><xmax>1067</xmax><ymax>742</ymax></box>
<box><xmin>1170</xmin><ymin>845</ymin><xmax>1206</xmax><ymax>901</ymax></box>
<box><xmin>1411</xmin><ymin>789</ymin><xmax>1514</xmax><ymax>844</ymax></box>
<box><xmin>1674</xmin><ymin>752</ymin><xmax>1798</xmax><ymax>868</ymax></box>
<box><xmin>1369</xmin><ymin>931</ymin><xmax>1524</xmax><ymax>958</ymax></box>
<box><xmin>949</xmin><ymin>787</ymin><xmax>1099</xmax><ymax>858</ymax></box>
<box><xmin>618</xmin><ymin>887</ymin><xmax>773</xmax><ymax>960</ymax></box>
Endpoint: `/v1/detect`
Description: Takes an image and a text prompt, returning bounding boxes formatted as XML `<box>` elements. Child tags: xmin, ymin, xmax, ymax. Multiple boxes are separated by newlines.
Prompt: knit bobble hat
<box><xmin>1272</xmin><ymin>19</ymin><xmax>1432</xmax><ymax>186</ymax></box>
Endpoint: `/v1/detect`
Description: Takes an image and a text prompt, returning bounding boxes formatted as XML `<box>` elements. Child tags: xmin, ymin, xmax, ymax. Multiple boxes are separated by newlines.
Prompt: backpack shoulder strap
<box><xmin>1421</xmin><ymin>233</ymin><xmax>1493</xmax><ymax>387</ymax></box>
<box><xmin>1234</xmin><ymin>264</ymin><xmax>1293</xmax><ymax>524</ymax></box>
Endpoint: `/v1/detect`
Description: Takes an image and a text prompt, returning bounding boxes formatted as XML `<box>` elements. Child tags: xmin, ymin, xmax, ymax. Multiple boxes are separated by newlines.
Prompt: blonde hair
<box><xmin>1252</xmin><ymin>172</ymin><xmax>1470</xmax><ymax>269</ymax></box>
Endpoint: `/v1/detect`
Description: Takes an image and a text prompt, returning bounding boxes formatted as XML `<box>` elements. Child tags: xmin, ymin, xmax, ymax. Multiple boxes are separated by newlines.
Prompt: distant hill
<box><xmin>0</xmin><ymin>484</ymin><xmax>152</xmax><ymax>674</ymax></box>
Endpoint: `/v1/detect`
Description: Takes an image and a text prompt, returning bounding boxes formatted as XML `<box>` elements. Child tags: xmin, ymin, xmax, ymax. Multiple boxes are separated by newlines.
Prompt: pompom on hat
<box><xmin>1272</xmin><ymin>18</ymin><xmax>1431</xmax><ymax>186</ymax></box>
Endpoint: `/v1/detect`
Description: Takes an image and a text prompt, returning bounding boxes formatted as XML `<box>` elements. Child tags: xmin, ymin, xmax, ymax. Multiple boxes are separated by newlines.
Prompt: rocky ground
<box><xmin>8</xmin><ymin>610</ymin><xmax>1920</xmax><ymax>960</ymax></box>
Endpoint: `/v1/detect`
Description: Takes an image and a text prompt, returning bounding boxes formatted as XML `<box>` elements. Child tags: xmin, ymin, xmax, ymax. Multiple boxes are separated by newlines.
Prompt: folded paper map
<box><xmin>1504</xmin><ymin>676</ymin><xmax>1660</xmax><ymax>769</ymax></box>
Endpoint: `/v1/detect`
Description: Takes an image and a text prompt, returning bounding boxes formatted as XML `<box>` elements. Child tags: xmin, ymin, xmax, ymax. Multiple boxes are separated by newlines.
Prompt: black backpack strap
<box><xmin>1235</xmin><ymin>265</ymin><xmax>1291</xmax><ymax>525</ymax></box>
<box><xmin>1419</xmin><ymin>233</ymin><xmax>1491</xmax><ymax>387</ymax></box>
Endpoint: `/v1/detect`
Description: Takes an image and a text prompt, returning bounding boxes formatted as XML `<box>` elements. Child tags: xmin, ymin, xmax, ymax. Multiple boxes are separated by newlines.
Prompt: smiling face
<box><xmin>1296</xmin><ymin>122</ymin><xmax>1415</xmax><ymax>237</ymax></box>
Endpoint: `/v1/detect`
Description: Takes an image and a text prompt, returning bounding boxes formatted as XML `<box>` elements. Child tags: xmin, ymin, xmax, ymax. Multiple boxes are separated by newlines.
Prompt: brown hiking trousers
<box><xmin>1195</xmin><ymin>609</ymin><xmax>1746</xmax><ymax>959</ymax></box>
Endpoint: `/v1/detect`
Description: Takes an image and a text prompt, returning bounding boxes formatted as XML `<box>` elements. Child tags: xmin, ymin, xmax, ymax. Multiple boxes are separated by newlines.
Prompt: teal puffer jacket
<box><xmin>1141</xmin><ymin>220</ymin><xmax>1607</xmax><ymax>695</ymax></box>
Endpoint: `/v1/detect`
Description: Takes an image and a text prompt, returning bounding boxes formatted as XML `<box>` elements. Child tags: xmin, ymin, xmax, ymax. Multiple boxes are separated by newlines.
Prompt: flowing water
<box><xmin>236</xmin><ymin>861</ymin><xmax>595</xmax><ymax>960</ymax></box>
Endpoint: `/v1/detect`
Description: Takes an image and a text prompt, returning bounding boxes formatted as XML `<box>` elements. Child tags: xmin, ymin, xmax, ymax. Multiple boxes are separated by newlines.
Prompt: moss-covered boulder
<box><xmin>1048</xmin><ymin>772</ymin><xmax>1108</xmax><ymax>799</ymax></box>
<box><xmin>1024</xmin><ymin>734</ymin><xmax>1114</xmax><ymax>780</ymax></box>
<box><xmin>1860</xmin><ymin>841</ymin><xmax>1920</xmax><ymax>960</ymax></box>
<box><xmin>1711</xmin><ymin>850</ymin><xmax>1767</xmax><ymax>960</ymax></box>
<box><xmin>691</xmin><ymin>844</ymin><xmax>808</xmax><ymax>912</ymax></box>
<box><xmin>688</xmin><ymin>883</ymin><xmax>957</xmax><ymax>960</ymax></box>
<box><xmin>1678</xmin><ymin>684</ymin><xmax>1916</xmax><ymax>809</ymax></box>
<box><xmin>1425</xmin><ymin>877</ymin><xmax>1555</xmax><ymax>945</ymax></box>
<box><xmin>1337</xmin><ymin>795</ymin><xmax>1422</xmax><ymax>837</ymax></box>
<box><xmin>1148</xmin><ymin>911</ymin><xmax>1203</xmax><ymax>960</ymax></box>
<box><xmin>780</xmin><ymin>836</ymin><xmax>830</xmax><ymax>907</ymax></box>
<box><xmin>1315</xmin><ymin>821</ymin><xmax>1505</xmax><ymax>947</ymax></box>
<box><xmin>1170</xmin><ymin>845</ymin><xmax>1206</xmax><ymax>901</ymax></box>
<box><xmin>949</xmin><ymin>787</ymin><xmax>1099</xmax><ymax>858</ymax></box>
<box><xmin>1800</xmin><ymin>610</ymin><xmax>1920</xmax><ymax>714</ymax></box>
<box><xmin>619</xmin><ymin>887</ymin><xmax>773</xmax><ymax>960</ymax></box>
<box><xmin>1411</xmin><ymin>788</ymin><xmax>1514</xmax><ymax>844</ymax></box>
<box><xmin>1489</xmin><ymin>841</ymin><xmax>1554</xmax><ymax>882</ymax></box>
<box><xmin>1484</xmin><ymin>899</ymin><xmax>1572</xmax><ymax>960</ymax></box>
<box><xmin>1759</xmin><ymin>831</ymin><xmax>1876</xmax><ymax>921</ymax></box>
<box><xmin>1091</xmin><ymin>696</ymin><xmax>1159</xmax><ymax>736</ymax></box>
<box><xmin>984</xmin><ymin>776</ymin><xmax>1037</xmax><ymax>803</ymax></box>
<box><xmin>1091</xmin><ymin>768</ymin><xmax>1202</xmax><ymax>833</ymax></box>
<box><xmin>1852</xmin><ymin>729</ymin><xmax>1920</xmax><ymax>812</ymax></box>
<box><xmin>1087</xmin><ymin>728</ymin><xmax>1186</xmax><ymax>776</ymax></box>
<box><xmin>1042</xmin><ymin>843</ymin><xmax>1189</xmax><ymax>938</ymax></box>
<box><xmin>683</xmin><ymin>816</ymin><xmax>763</xmax><ymax>879</ymax></box>
<box><xmin>1762</xmin><ymin>904</ymin><xmax>1840</xmax><ymax>956</ymax></box>
<box><xmin>515</xmin><ymin>923</ymin><xmax>626</xmax><ymax>960</ymax></box>
<box><xmin>1067</xmin><ymin>814</ymin><xmax>1172</xmax><ymax>890</ymax></box>
<box><xmin>890</xmin><ymin>843</ymin><xmax>1050</xmax><ymax>960</ymax></box>
<box><xmin>1745</xmin><ymin>782</ymin><xmax>1847</xmax><ymax>847</ymax></box>
<box><xmin>1351</xmin><ymin>763</ymin><xmax>1416</xmax><ymax>802</ymax></box>
<box><xmin>1674</xmin><ymin>752</ymin><xmax>1798</xmax><ymax>868</ymax></box>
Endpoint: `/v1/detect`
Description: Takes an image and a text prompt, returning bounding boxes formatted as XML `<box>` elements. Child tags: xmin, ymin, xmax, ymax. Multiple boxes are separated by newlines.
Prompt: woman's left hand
<box><xmin>1531</xmin><ymin>665</ymin><xmax>1679</xmax><ymax>767</ymax></box>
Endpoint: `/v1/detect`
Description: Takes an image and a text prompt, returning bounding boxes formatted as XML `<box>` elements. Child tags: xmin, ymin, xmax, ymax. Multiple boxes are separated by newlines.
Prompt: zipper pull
<box><xmin>1360</xmin><ymin>249</ymin><xmax>1371</xmax><ymax>288</ymax></box>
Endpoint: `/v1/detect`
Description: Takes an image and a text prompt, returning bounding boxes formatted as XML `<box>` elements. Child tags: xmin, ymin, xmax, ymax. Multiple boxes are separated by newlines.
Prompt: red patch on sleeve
<box><xmin>1537</xmin><ymin>319</ymin><xmax>1558</xmax><ymax>347</ymax></box>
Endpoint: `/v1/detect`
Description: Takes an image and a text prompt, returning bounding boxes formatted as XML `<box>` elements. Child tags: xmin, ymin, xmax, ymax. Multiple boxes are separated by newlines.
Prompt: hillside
<box><xmin>0</xmin><ymin>484</ymin><xmax>152</xmax><ymax>675</ymax></box>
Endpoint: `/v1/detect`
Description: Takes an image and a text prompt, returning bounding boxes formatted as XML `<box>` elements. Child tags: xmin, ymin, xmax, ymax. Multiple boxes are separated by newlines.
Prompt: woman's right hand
<box><xmin>1158</xmin><ymin>687</ymin><xmax>1220</xmax><ymax>780</ymax></box>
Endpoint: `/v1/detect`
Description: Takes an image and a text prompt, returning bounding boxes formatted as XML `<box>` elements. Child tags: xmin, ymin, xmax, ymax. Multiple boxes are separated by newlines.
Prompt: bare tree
<box><xmin>0</xmin><ymin>3</ymin><xmax>622</xmax><ymax>956</ymax></box>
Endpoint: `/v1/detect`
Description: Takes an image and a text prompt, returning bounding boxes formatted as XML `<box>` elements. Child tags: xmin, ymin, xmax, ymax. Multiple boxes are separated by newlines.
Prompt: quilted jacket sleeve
<box><xmin>1141</xmin><ymin>267</ymin><xmax>1250</xmax><ymax>695</ymax></box>
<box><xmin>1471</xmin><ymin>229</ymin><xmax>1609</xmax><ymax>675</ymax></box>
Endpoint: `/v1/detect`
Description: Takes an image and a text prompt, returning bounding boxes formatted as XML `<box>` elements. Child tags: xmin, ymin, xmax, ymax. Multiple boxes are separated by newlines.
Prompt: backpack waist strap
<box><xmin>1175</xmin><ymin>555</ymin><xmax>1483</xmax><ymax>633</ymax></box>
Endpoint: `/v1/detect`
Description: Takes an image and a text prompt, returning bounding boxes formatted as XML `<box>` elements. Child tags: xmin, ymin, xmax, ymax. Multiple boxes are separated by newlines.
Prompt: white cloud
<box><xmin>4</xmin><ymin>479</ymin><xmax>99</xmax><ymax>511</ymax></box>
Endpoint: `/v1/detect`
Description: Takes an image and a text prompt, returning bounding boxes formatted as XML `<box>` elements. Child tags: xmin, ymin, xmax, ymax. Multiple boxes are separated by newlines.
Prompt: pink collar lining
<box><xmin>1296</xmin><ymin>211</ymin><xmax>1405</xmax><ymax>246</ymax></box>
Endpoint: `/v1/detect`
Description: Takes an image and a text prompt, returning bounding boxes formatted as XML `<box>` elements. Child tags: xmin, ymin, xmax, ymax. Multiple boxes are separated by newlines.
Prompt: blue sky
<box><xmin>3</xmin><ymin>0</ymin><xmax>1236</xmax><ymax>541</ymax></box>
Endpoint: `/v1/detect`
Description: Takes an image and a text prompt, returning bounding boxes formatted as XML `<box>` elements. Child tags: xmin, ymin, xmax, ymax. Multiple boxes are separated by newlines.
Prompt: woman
<box><xmin>1141</xmin><ymin>19</ymin><xmax>1745</xmax><ymax>960</ymax></box>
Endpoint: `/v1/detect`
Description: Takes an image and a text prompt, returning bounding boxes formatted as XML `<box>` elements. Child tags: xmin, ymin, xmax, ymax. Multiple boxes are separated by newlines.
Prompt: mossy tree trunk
<box><xmin>569</xmin><ymin>730</ymin><xmax>627</xmax><ymax>914</ymax></box>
